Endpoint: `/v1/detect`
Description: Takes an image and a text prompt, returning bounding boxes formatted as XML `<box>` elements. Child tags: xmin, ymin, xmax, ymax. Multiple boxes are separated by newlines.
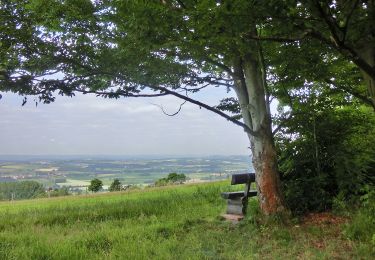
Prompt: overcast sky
<box><xmin>0</xmin><ymin>87</ymin><xmax>251</xmax><ymax>156</ymax></box>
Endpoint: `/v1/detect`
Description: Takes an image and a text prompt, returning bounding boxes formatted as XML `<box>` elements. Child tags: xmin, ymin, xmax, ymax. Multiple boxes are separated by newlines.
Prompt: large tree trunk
<box><xmin>358</xmin><ymin>44</ymin><xmax>375</xmax><ymax>108</ymax></box>
<box><xmin>355</xmin><ymin>0</ymin><xmax>375</xmax><ymax>109</ymax></box>
<box><xmin>233</xmin><ymin>52</ymin><xmax>286</xmax><ymax>215</ymax></box>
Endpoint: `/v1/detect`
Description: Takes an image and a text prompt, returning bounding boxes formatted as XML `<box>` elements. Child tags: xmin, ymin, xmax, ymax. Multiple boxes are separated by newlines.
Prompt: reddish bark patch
<box><xmin>302</xmin><ymin>212</ymin><xmax>348</xmax><ymax>226</ymax></box>
<box><xmin>259</xmin><ymin>167</ymin><xmax>279</xmax><ymax>214</ymax></box>
<box><xmin>258</xmin><ymin>143</ymin><xmax>285</xmax><ymax>215</ymax></box>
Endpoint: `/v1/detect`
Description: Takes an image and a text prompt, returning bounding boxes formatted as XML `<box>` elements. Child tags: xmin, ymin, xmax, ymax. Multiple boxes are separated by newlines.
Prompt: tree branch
<box><xmin>78</xmin><ymin>89</ymin><xmax>168</xmax><ymax>98</ymax></box>
<box><xmin>149</xmin><ymin>85</ymin><xmax>258</xmax><ymax>136</ymax></box>
<box><xmin>157</xmin><ymin>49</ymin><xmax>235</xmax><ymax>77</ymax></box>
<box><xmin>256</xmin><ymin>32</ymin><xmax>271</xmax><ymax>114</ymax></box>
<box><xmin>311</xmin><ymin>1</ymin><xmax>375</xmax><ymax>80</ymax></box>
<box><xmin>244</xmin><ymin>29</ymin><xmax>313</xmax><ymax>43</ymax></box>
<box><xmin>204</xmin><ymin>57</ymin><xmax>235</xmax><ymax>77</ymax></box>
<box><xmin>151</xmin><ymin>100</ymin><xmax>187</xmax><ymax>116</ymax></box>
<box><xmin>314</xmin><ymin>0</ymin><xmax>343</xmax><ymax>45</ymax></box>
<box><xmin>184</xmin><ymin>76</ymin><xmax>234</xmax><ymax>88</ymax></box>
<box><xmin>342</xmin><ymin>0</ymin><xmax>360</xmax><ymax>42</ymax></box>
<box><xmin>175</xmin><ymin>0</ymin><xmax>186</xmax><ymax>9</ymax></box>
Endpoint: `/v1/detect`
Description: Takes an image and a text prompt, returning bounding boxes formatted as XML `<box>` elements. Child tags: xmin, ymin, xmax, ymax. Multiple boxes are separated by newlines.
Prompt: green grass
<box><xmin>0</xmin><ymin>182</ymin><xmax>373</xmax><ymax>259</ymax></box>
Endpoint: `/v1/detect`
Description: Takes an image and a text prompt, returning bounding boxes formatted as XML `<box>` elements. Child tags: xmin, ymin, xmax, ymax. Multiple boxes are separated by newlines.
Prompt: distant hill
<box><xmin>0</xmin><ymin>154</ymin><xmax>252</xmax><ymax>162</ymax></box>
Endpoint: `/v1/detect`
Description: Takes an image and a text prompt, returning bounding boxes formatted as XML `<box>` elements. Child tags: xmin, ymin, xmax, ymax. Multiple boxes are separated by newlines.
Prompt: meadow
<box><xmin>0</xmin><ymin>181</ymin><xmax>373</xmax><ymax>259</ymax></box>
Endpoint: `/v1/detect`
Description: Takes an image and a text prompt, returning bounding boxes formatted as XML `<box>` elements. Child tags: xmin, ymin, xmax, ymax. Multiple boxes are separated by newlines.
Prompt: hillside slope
<box><xmin>0</xmin><ymin>182</ymin><xmax>372</xmax><ymax>259</ymax></box>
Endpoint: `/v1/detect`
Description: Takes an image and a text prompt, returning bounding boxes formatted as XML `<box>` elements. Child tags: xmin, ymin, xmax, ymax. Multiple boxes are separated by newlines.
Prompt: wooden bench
<box><xmin>221</xmin><ymin>173</ymin><xmax>257</xmax><ymax>216</ymax></box>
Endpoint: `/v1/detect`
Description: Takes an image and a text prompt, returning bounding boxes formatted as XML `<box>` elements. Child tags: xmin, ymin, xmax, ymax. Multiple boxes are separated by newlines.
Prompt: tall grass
<box><xmin>0</xmin><ymin>181</ymin><xmax>373</xmax><ymax>259</ymax></box>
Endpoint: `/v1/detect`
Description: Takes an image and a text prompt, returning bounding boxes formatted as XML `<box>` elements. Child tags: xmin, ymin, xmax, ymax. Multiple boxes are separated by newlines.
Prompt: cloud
<box><xmin>0</xmin><ymin>91</ymin><xmax>250</xmax><ymax>156</ymax></box>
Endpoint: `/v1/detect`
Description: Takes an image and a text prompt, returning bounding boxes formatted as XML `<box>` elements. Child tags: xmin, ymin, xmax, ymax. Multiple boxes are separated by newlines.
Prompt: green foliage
<box><xmin>2</xmin><ymin>0</ymin><xmax>373</xmax><ymax>111</ymax></box>
<box><xmin>166</xmin><ymin>172</ymin><xmax>187</xmax><ymax>183</ymax></box>
<box><xmin>0</xmin><ymin>181</ymin><xmax>45</xmax><ymax>201</ymax></box>
<box><xmin>87</xmin><ymin>178</ymin><xmax>103</xmax><ymax>193</ymax></box>
<box><xmin>215</xmin><ymin>97</ymin><xmax>242</xmax><ymax>120</ymax></box>
<box><xmin>343</xmin><ymin>186</ymin><xmax>375</xmax><ymax>255</ymax></box>
<box><xmin>154</xmin><ymin>178</ymin><xmax>168</xmax><ymax>187</ymax></box>
<box><xmin>276</xmin><ymin>90</ymin><xmax>375</xmax><ymax>214</ymax></box>
<box><xmin>108</xmin><ymin>179</ymin><xmax>121</xmax><ymax>192</ymax></box>
<box><xmin>155</xmin><ymin>173</ymin><xmax>187</xmax><ymax>186</ymax></box>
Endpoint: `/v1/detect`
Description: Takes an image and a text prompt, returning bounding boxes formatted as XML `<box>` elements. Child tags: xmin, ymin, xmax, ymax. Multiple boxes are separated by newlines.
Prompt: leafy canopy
<box><xmin>88</xmin><ymin>178</ymin><xmax>103</xmax><ymax>193</ymax></box>
<box><xmin>109</xmin><ymin>179</ymin><xmax>122</xmax><ymax>192</ymax></box>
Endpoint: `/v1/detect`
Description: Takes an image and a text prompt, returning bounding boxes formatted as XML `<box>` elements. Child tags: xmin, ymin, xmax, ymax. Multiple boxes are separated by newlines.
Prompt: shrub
<box><xmin>344</xmin><ymin>186</ymin><xmax>375</xmax><ymax>249</ymax></box>
<box><xmin>276</xmin><ymin>104</ymin><xmax>375</xmax><ymax>215</ymax></box>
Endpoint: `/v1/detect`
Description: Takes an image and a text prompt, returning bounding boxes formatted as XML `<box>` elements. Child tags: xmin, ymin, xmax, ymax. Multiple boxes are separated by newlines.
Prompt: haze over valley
<box><xmin>0</xmin><ymin>155</ymin><xmax>253</xmax><ymax>191</ymax></box>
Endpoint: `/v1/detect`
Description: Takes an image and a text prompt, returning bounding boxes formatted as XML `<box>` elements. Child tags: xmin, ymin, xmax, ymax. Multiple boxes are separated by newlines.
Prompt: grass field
<box><xmin>0</xmin><ymin>181</ymin><xmax>373</xmax><ymax>259</ymax></box>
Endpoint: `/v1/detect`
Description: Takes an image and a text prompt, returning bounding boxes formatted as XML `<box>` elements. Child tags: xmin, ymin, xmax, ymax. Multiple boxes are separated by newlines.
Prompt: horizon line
<box><xmin>0</xmin><ymin>154</ymin><xmax>251</xmax><ymax>158</ymax></box>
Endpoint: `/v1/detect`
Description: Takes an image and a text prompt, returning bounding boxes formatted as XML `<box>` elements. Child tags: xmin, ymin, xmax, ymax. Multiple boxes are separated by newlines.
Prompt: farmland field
<box><xmin>0</xmin><ymin>155</ymin><xmax>253</xmax><ymax>188</ymax></box>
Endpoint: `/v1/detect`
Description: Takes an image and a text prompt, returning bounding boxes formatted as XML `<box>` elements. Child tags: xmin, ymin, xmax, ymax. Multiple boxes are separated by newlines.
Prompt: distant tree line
<box><xmin>47</xmin><ymin>186</ymin><xmax>70</xmax><ymax>198</ymax></box>
<box><xmin>88</xmin><ymin>173</ymin><xmax>188</xmax><ymax>193</ymax></box>
<box><xmin>0</xmin><ymin>181</ymin><xmax>45</xmax><ymax>200</ymax></box>
<box><xmin>0</xmin><ymin>181</ymin><xmax>74</xmax><ymax>201</ymax></box>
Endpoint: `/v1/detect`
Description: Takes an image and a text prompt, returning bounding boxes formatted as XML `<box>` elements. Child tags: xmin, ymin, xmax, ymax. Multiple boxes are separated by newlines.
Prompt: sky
<box><xmin>0</xmin><ymin>87</ymin><xmax>251</xmax><ymax>156</ymax></box>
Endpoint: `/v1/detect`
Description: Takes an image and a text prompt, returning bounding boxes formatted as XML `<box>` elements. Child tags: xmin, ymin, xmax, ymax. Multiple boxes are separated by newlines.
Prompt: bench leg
<box><xmin>226</xmin><ymin>198</ymin><xmax>244</xmax><ymax>215</ymax></box>
<box><xmin>226</xmin><ymin>197</ymin><xmax>249</xmax><ymax>215</ymax></box>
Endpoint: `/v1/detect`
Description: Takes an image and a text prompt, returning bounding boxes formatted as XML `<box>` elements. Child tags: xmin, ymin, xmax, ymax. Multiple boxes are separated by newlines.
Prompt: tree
<box><xmin>243</xmin><ymin>0</ymin><xmax>375</xmax><ymax>110</ymax></box>
<box><xmin>88</xmin><ymin>178</ymin><xmax>103</xmax><ymax>193</ymax></box>
<box><xmin>5</xmin><ymin>1</ymin><xmax>373</xmax><ymax>215</ymax></box>
<box><xmin>109</xmin><ymin>179</ymin><xmax>122</xmax><ymax>192</ymax></box>
<box><xmin>166</xmin><ymin>173</ymin><xmax>187</xmax><ymax>184</ymax></box>
<box><xmin>0</xmin><ymin>0</ymin><xmax>288</xmax><ymax>215</ymax></box>
<box><xmin>155</xmin><ymin>173</ymin><xmax>187</xmax><ymax>186</ymax></box>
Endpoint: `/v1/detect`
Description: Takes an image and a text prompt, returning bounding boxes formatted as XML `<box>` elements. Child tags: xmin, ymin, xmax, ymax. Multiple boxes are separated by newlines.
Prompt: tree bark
<box><xmin>360</xmin><ymin>0</ymin><xmax>375</xmax><ymax>108</ymax></box>
<box><xmin>357</xmin><ymin>44</ymin><xmax>375</xmax><ymax>108</ymax></box>
<box><xmin>233</xmin><ymin>52</ymin><xmax>286</xmax><ymax>215</ymax></box>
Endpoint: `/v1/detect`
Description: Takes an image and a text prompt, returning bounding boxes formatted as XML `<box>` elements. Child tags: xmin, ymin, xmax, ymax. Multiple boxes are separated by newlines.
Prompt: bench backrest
<box><xmin>231</xmin><ymin>172</ymin><xmax>255</xmax><ymax>199</ymax></box>
<box><xmin>231</xmin><ymin>173</ymin><xmax>255</xmax><ymax>185</ymax></box>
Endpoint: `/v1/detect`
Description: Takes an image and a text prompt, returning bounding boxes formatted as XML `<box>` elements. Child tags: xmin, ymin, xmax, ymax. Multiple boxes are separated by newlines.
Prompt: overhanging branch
<box><xmin>78</xmin><ymin>89</ymin><xmax>168</xmax><ymax>98</ymax></box>
<box><xmin>149</xmin><ymin>85</ymin><xmax>258</xmax><ymax>136</ymax></box>
<box><xmin>74</xmin><ymin>84</ymin><xmax>257</xmax><ymax>136</ymax></box>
